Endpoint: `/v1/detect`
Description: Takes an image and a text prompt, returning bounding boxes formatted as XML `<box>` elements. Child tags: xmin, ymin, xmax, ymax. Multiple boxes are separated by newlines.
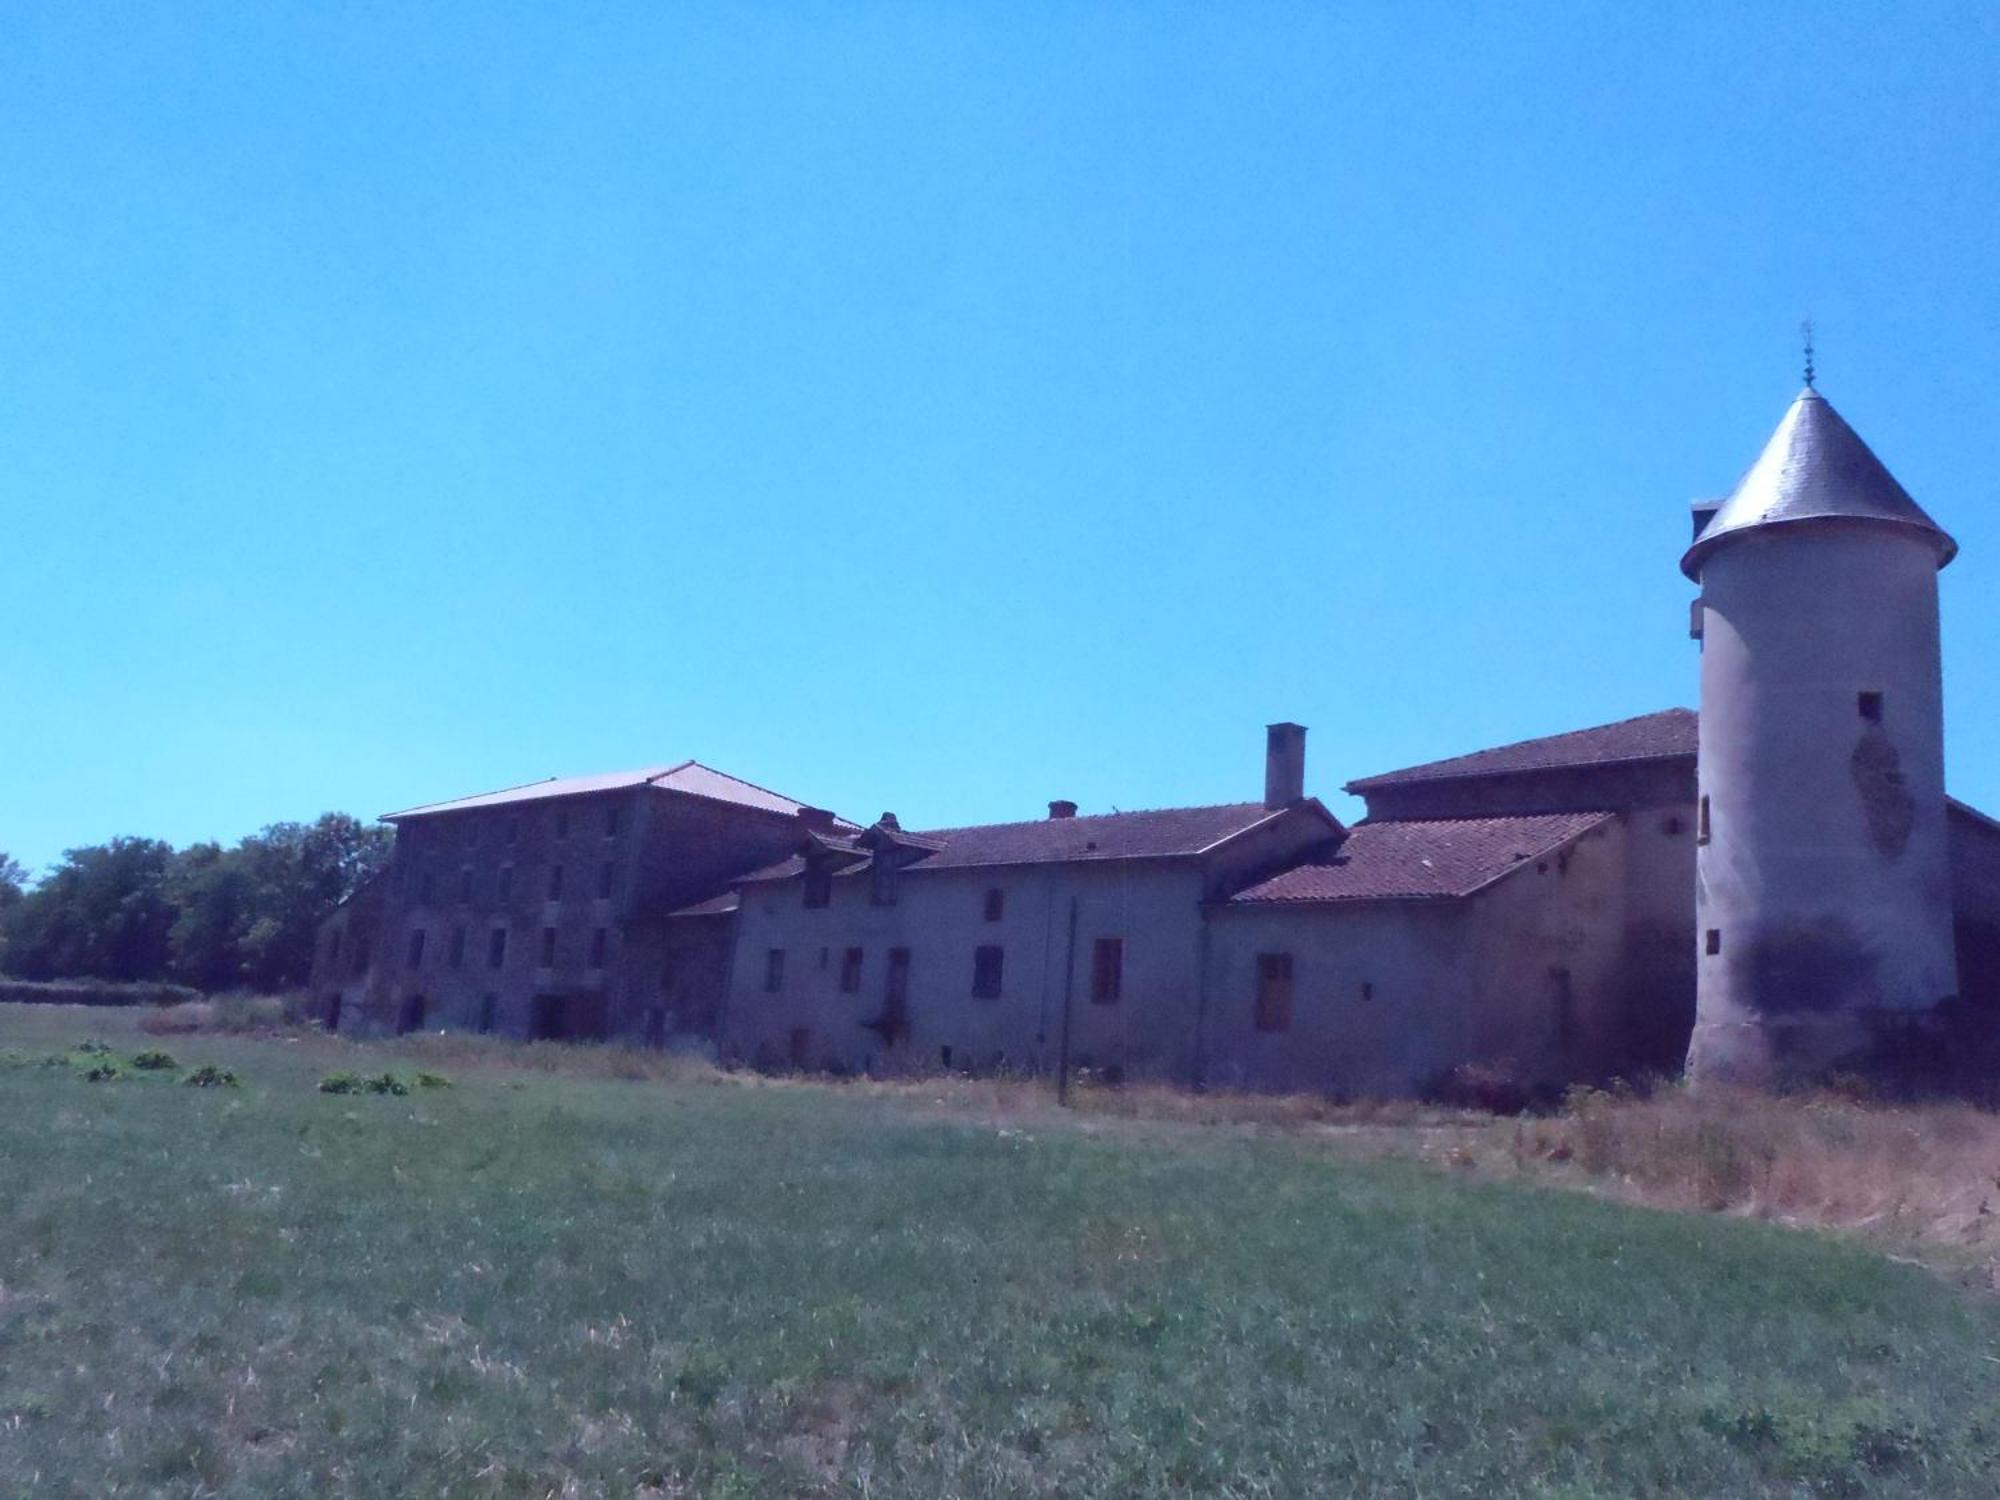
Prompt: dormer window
<box><xmin>804</xmin><ymin>862</ymin><xmax>832</xmax><ymax>909</ymax></box>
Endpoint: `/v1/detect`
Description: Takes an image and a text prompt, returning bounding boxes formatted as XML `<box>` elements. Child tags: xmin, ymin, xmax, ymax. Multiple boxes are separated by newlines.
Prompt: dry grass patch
<box><xmin>1451</xmin><ymin>1084</ymin><xmax>2000</xmax><ymax>1285</ymax></box>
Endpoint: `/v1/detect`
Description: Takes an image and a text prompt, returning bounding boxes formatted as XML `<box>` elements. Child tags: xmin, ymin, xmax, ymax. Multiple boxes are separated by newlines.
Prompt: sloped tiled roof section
<box><xmin>1230</xmin><ymin>812</ymin><xmax>1615</xmax><ymax>904</ymax></box>
<box><xmin>739</xmin><ymin>802</ymin><xmax>1317</xmax><ymax>882</ymax></box>
<box><xmin>1345</xmin><ymin>709</ymin><xmax>1697</xmax><ymax>793</ymax></box>
<box><xmin>383</xmin><ymin>761</ymin><xmax>844</xmax><ymax>822</ymax></box>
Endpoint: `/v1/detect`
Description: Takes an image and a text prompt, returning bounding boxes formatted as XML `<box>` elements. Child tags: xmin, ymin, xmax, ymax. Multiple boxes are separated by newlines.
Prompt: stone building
<box><xmin>317</xmin><ymin>379</ymin><xmax>2000</xmax><ymax>1093</ymax></box>
<box><xmin>308</xmin><ymin>762</ymin><xmax>848</xmax><ymax>1045</ymax></box>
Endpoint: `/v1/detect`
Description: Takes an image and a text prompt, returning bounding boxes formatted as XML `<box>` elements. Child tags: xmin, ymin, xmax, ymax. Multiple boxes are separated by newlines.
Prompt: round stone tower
<box><xmin>1685</xmin><ymin>386</ymin><xmax>1959</xmax><ymax>1085</ymax></box>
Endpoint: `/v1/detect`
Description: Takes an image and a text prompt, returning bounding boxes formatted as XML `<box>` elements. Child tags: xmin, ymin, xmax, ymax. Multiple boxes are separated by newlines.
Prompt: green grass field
<box><xmin>3</xmin><ymin>1006</ymin><xmax>1999</xmax><ymax>1498</ymax></box>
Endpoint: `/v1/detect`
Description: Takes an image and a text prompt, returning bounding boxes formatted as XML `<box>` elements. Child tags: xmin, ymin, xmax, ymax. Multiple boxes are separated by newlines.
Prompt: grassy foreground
<box><xmin>3</xmin><ymin>1008</ymin><xmax>2000</xmax><ymax>1497</ymax></box>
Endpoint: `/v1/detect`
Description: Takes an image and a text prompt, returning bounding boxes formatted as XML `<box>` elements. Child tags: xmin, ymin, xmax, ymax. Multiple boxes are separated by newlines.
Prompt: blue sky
<box><xmin>3</xmin><ymin>2</ymin><xmax>1996</xmax><ymax>874</ymax></box>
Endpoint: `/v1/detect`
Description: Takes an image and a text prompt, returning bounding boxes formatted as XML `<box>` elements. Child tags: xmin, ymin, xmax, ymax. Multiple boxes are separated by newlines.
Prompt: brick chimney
<box><xmin>1264</xmin><ymin>723</ymin><xmax>1307</xmax><ymax>809</ymax></box>
<box><xmin>1048</xmin><ymin>799</ymin><xmax>1077</xmax><ymax>820</ymax></box>
<box><xmin>796</xmin><ymin>806</ymin><xmax>836</xmax><ymax>832</ymax></box>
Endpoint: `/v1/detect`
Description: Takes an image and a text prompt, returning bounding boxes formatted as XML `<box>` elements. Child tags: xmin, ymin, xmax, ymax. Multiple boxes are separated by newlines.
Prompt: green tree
<box><xmin>1</xmin><ymin>838</ymin><xmax>178</xmax><ymax>982</ymax></box>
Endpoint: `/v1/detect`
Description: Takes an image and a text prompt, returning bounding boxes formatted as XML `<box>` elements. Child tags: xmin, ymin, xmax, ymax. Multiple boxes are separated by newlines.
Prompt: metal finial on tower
<box><xmin>1801</xmin><ymin>318</ymin><xmax>1816</xmax><ymax>389</ymax></box>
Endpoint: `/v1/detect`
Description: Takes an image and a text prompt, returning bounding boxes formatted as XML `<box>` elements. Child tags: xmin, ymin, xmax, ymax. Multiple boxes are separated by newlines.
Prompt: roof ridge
<box><xmin>915</xmin><ymin>800</ymin><xmax>1264</xmax><ymax>838</ymax></box>
<box><xmin>1346</xmin><ymin>708</ymin><xmax>1695</xmax><ymax>791</ymax></box>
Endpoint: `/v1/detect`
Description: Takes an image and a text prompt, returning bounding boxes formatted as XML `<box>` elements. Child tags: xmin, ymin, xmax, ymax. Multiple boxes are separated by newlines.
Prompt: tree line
<box><xmin>0</xmin><ymin>815</ymin><xmax>392</xmax><ymax>993</ymax></box>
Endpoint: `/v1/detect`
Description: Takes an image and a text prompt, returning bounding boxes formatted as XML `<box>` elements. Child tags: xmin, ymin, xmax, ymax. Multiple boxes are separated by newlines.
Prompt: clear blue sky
<box><xmin>3</xmin><ymin>2</ymin><xmax>1996</xmax><ymax>875</ymax></box>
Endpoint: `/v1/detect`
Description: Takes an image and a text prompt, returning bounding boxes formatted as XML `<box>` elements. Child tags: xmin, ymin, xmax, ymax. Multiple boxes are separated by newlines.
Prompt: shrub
<box><xmin>318</xmin><ymin>1071</ymin><xmax>409</xmax><ymax>1096</ymax></box>
<box><xmin>0</xmin><ymin>979</ymin><xmax>202</xmax><ymax>1009</ymax></box>
<box><xmin>183</xmin><ymin>1065</ymin><xmax>238</xmax><ymax>1088</ymax></box>
<box><xmin>74</xmin><ymin>1039</ymin><xmax>114</xmax><ymax>1056</ymax></box>
<box><xmin>131</xmin><ymin>1050</ymin><xmax>178</xmax><ymax>1071</ymax></box>
<box><xmin>80</xmin><ymin>1063</ymin><xmax>121</xmax><ymax>1083</ymax></box>
<box><xmin>415</xmin><ymin>1072</ymin><xmax>452</xmax><ymax>1090</ymax></box>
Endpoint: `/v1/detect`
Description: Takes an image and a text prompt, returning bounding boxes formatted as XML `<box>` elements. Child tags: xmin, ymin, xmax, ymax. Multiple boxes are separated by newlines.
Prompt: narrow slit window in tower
<box><xmin>1697</xmin><ymin>795</ymin><xmax>1711</xmax><ymax>846</ymax></box>
<box><xmin>1705</xmin><ymin>929</ymin><xmax>1722</xmax><ymax>956</ymax></box>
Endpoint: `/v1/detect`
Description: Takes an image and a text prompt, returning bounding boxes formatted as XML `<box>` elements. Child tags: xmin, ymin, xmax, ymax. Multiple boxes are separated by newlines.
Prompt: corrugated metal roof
<box><xmin>1682</xmin><ymin>388</ymin><xmax>1956</xmax><ymax>580</ymax></box>
<box><xmin>383</xmin><ymin>760</ymin><xmax>844</xmax><ymax>822</ymax></box>
<box><xmin>1346</xmin><ymin>709</ymin><xmax>1696</xmax><ymax>792</ymax></box>
<box><xmin>1228</xmin><ymin>812</ymin><xmax>1615</xmax><ymax>904</ymax></box>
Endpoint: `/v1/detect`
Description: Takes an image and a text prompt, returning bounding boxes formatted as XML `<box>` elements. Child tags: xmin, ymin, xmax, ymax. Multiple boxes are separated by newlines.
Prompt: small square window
<box><xmin>1858</xmin><ymin>691</ymin><xmax>1884</xmax><ymax>724</ymax></box>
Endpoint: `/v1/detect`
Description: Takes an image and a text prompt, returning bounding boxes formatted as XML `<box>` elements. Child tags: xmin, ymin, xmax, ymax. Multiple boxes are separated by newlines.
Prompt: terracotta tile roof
<box><xmin>384</xmin><ymin>761</ymin><xmax>852</xmax><ymax>824</ymax></box>
<box><xmin>1345</xmin><ymin>710</ymin><xmax>1697</xmax><ymax>792</ymax></box>
<box><xmin>739</xmin><ymin>802</ymin><xmax>1321</xmax><ymax>882</ymax></box>
<box><xmin>1228</xmin><ymin>812</ymin><xmax>1615</xmax><ymax>904</ymax></box>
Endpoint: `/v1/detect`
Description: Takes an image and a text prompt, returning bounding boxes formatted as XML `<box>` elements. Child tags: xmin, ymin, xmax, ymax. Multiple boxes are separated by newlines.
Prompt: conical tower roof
<box><xmin>1681</xmin><ymin>387</ymin><xmax>1956</xmax><ymax>580</ymax></box>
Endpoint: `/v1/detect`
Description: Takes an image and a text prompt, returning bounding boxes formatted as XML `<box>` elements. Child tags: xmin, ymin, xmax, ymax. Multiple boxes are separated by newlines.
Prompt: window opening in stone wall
<box><xmin>841</xmin><ymin>947</ymin><xmax>863</xmax><ymax>993</ymax></box>
<box><xmin>1361</xmin><ymin>980</ymin><xmax>1374</xmax><ymax>1002</ymax></box>
<box><xmin>804</xmin><ymin>862</ymin><xmax>832</xmax><ymax>908</ymax></box>
<box><xmin>765</xmin><ymin>947</ymin><xmax>786</xmax><ymax>993</ymax></box>
<box><xmin>1697</xmin><ymin>795</ymin><xmax>1711</xmax><ymax>845</ymax></box>
<box><xmin>398</xmin><ymin>994</ymin><xmax>426</xmax><ymax>1035</ymax></box>
<box><xmin>983</xmin><ymin>888</ymin><xmax>1004</xmax><ymax>922</ymax></box>
<box><xmin>1858</xmin><ymin>690</ymin><xmax>1884</xmax><ymax>724</ymax></box>
<box><xmin>478</xmin><ymin>994</ymin><xmax>497</xmax><ymax>1033</ymax></box>
<box><xmin>1091</xmin><ymin>938</ymin><xmax>1123</xmax><ymax>1004</ymax></box>
<box><xmin>488</xmin><ymin>928</ymin><xmax>507</xmax><ymax>969</ymax></box>
<box><xmin>1551</xmin><ymin>966</ymin><xmax>1574</xmax><ymax>1053</ymax></box>
<box><xmin>1255</xmin><ymin>952</ymin><xmax>1293</xmax><ymax>1032</ymax></box>
<box><xmin>972</xmin><ymin>945</ymin><xmax>1004</xmax><ymax>999</ymax></box>
<box><xmin>1706</xmin><ymin>929</ymin><xmax>1722</xmax><ymax>956</ymax></box>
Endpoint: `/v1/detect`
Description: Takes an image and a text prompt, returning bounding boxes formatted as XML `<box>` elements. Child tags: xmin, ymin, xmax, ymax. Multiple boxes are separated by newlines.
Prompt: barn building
<box><xmin>313</xmin><ymin>381</ymin><xmax>2000</xmax><ymax>1093</ymax></box>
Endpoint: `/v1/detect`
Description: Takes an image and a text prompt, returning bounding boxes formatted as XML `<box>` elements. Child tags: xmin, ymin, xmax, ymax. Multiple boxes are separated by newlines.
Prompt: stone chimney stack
<box><xmin>796</xmin><ymin>806</ymin><xmax>836</xmax><ymax>832</ymax></box>
<box><xmin>1264</xmin><ymin>723</ymin><xmax>1307</xmax><ymax>809</ymax></box>
<box><xmin>1047</xmin><ymin>800</ymin><xmax>1078</xmax><ymax>820</ymax></box>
